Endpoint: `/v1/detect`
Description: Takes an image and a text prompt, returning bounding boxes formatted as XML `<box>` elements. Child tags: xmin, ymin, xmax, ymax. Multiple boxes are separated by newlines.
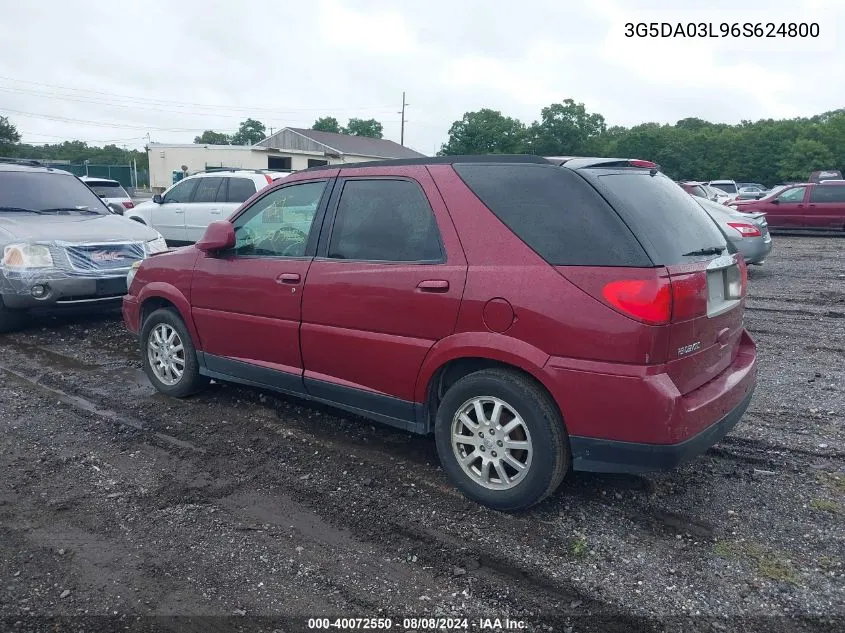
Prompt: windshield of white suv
<box><xmin>0</xmin><ymin>171</ymin><xmax>109</xmax><ymax>214</ymax></box>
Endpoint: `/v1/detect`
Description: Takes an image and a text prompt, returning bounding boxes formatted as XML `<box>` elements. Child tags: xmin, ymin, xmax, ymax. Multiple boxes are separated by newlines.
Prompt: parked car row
<box><xmin>0</xmin><ymin>161</ymin><xmax>167</xmax><ymax>332</ymax></box>
<box><xmin>123</xmin><ymin>155</ymin><xmax>758</xmax><ymax>511</ymax></box>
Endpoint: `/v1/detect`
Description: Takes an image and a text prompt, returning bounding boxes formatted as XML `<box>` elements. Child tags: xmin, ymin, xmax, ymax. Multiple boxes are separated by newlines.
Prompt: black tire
<box><xmin>434</xmin><ymin>368</ymin><xmax>570</xmax><ymax>511</ymax></box>
<box><xmin>140</xmin><ymin>308</ymin><xmax>209</xmax><ymax>397</ymax></box>
<box><xmin>0</xmin><ymin>297</ymin><xmax>26</xmax><ymax>334</ymax></box>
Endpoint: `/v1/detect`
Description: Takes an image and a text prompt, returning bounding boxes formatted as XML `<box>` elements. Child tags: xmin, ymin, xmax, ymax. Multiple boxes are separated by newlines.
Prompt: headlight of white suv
<box><xmin>145</xmin><ymin>235</ymin><xmax>168</xmax><ymax>254</ymax></box>
<box><xmin>2</xmin><ymin>243</ymin><xmax>54</xmax><ymax>270</ymax></box>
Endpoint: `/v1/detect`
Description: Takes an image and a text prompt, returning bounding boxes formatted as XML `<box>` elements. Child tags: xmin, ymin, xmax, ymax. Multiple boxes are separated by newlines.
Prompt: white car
<box><xmin>80</xmin><ymin>176</ymin><xmax>135</xmax><ymax>213</ymax></box>
<box><xmin>708</xmin><ymin>179</ymin><xmax>739</xmax><ymax>201</ymax></box>
<box><xmin>126</xmin><ymin>170</ymin><xmax>289</xmax><ymax>243</ymax></box>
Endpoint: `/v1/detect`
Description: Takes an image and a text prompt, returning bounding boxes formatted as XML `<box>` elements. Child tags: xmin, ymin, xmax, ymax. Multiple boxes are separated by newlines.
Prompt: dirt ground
<box><xmin>0</xmin><ymin>236</ymin><xmax>843</xmax><ymax>633</ymax></box>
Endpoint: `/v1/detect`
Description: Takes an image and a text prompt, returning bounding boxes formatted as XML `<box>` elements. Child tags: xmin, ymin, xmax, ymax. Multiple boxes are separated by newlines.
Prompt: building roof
<box><xmin>254</xmin><ymin>128</ymin><xmax>425</xmax><ymax>159</ymax></box>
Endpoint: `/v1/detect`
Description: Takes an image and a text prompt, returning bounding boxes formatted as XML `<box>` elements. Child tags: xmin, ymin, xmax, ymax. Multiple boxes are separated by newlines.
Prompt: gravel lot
<box><xmin>0</xmin><ymin>236</ymin><xmax>843</xmax><ymax>633</ymax></box>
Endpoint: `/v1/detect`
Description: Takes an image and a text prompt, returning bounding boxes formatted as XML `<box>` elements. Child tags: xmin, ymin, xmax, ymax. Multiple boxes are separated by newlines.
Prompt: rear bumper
<box><xmin>734</xmin><ymin>236</ymin><xmax>772</xmax><ymax>265</ymax></box>
<box><xmin>543</xmin><ymin>329</ymin><xmax>757</xmax><ymax>471</ymax></box>
<box><xmin>569</xmin><ymin>387</ymin><xmax>754</xmax><ymax>473</ymax></box>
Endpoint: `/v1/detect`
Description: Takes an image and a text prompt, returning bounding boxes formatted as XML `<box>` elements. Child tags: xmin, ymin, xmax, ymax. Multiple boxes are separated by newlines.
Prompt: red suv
<box><xmin>123</xmin><ymin>156</ymin><xmax>757</xmax><ymax>510</ymax></box>
<box><xmin>729</xmin><ymin>181</ymin><xmax>845</xmax><ymax>232</ymax></box>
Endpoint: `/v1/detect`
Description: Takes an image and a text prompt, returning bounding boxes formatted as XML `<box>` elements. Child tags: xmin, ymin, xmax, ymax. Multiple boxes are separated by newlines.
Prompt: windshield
<box><xmin>710</xmin><ymin>182</ymin><xmax>737</xmax><ymax>194</ymax></box>
<box><xmin>86</xmin><ymin>181</ymin><xmax>129</xmax><ymax>198</ymax></box>
<box><xmin>0</xmin><ymin>172</ymin><xmax>109</xmax><ymax>214</ymax></box>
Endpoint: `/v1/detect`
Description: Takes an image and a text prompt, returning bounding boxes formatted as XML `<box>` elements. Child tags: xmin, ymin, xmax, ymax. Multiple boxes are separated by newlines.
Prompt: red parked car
<box><xmin>729</xmin><ymin>181</ymin><xmax>845</xmax><ymax>232</ymax></box>
<box><xmin>123</xmin><ymin>156</ymin><xmax>757</xmax><ymax>510</ymax></box>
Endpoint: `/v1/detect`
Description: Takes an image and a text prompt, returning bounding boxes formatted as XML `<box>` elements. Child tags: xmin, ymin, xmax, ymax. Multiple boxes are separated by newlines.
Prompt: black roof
<box><xmin>302</xmin><ymin>154</ymin><xmax>655</xmax><ymax>172</ymax></box>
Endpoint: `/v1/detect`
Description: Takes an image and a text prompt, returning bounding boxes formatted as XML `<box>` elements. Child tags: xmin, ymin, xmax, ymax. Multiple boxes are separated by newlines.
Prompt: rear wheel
<box><xmin>0</xmin><ymin>297</ymin><xmax>25</xmax><ymax>333</ymax></box>
<box><xmin>140</xmin><ymin>308</ymin><xmax>209</xmax><ymax>397</ymax></box>
<box><xmin>434</xmin><ymin>368</ymin><xmax>570</xmax><ymax>511</ymax></box>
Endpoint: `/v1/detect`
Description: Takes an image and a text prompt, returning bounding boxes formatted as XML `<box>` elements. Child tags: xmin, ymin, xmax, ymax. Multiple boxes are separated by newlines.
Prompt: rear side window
<box><xmin>453</xmin><ymin>163</ymin><xmax>650</xmax><ymax>266</ymax></box>
<box><xmin>193</xmin><ymin>177</ymin><xmax>224</xmax><ymax>203</ymax></box>
<box><xmin>328</xmin><ymin>179</ymin><xmax>443</xmax><ymax>262</ymax></box>
<box><xmin>588</xmin><ymin>171</ymin><xmax>727</xmax><ymax>266</ymax></box>
<box><xmin>810</xmin><ymin>185</ymin><xmax>845</xmax><ymax>203</ymax></box>
<box><xmin>227</xmin><ymin>177</ymin><xmax>257</xmax><ymax>203</ymax></box>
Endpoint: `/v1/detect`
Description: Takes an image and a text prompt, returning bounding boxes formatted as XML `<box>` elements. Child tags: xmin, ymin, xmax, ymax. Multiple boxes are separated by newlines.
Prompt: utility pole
<box><xmin>398</xmin><ymin>91</ymin><xmax>409</xmax><ymax>146</ymax></box>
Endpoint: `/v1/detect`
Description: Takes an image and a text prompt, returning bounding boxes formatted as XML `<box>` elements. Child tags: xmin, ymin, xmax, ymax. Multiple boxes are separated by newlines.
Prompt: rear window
<box><xmin>453</xmin><ymin>163</ymin><xmax>650</xmax><ymax>266</ymax></box>
<box><xmin>86</xmin><ymin>181</ymin><xmax>130</xmax><ymax>198</ymax></box>
<box><xmin>710</xmin><ymin>182</ymin><xmax>737</xmax><ymax>194</ymax></box>
<box><xmin>0</xmin><ymin>171</ymin><xmax>109</xmax><ymax>214</ymax></box>
<box><xmin>587</xmin><ymin>171</ymin><xmax>728</xmax><ymax>265</ymax></box>
<box><xmin>810</xmin><ymin>184</ymin><xmax>845</xmax><ymax>203</ymax></box>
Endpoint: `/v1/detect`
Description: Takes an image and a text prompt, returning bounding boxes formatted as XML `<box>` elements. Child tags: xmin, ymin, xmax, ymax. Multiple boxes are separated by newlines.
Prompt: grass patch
<box><xmin>818</xmin><ymin>555</ymin><xmax>839</xmax><ymax>571</ymax></box>
<box><xmin>571</xmin><ymin>536</ymin><xmax>588</xmax><ymax>558</ymax></box>
<box><xmin>810</xmin><ymin>498</ymin><xmax>840</xmax><ymax>514</ymax></box>
<box><xmin>713</xmin><ymin>539</ymin><xmax>800</xmax><ymax>585</ymax></box>
<box><xmin>817</xmin><ymin>472</ymin><xmax>845</xmax><ymax>494</ymax></box>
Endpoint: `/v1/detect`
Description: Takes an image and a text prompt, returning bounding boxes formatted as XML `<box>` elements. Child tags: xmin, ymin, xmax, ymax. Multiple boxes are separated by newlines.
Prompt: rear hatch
<box><xmin>575</xmin><ymin>165</ymin><xmax>747</xmax><ymax>395</ymax></box>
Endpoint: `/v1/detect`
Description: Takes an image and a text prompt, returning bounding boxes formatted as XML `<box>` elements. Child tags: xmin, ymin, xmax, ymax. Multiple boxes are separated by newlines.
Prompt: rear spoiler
<box><xmin>546</xmin><ymin>156</ymin><xmax>662</xmax><ymax>171</ymax></box>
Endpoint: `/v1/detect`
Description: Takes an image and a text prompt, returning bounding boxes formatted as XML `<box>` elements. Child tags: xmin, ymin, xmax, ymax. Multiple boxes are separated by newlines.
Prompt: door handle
<box><xmin>417</xmin><ymin>279</ymin><xmax>449</xmax><ymax>292</ymax></box>
<box><xmin>210</xmin><ymin>209</ymin><xmax>222</xmax><ymax>214</ymax></box>
<box><xmin>173</xmin><ymin>209</ymin><xmax>184</xmax><ymax>214</ymax></box>
<box><xmin>276</xmin><ymin>273</ymin><xmax>301</xmax><ymax>284</ymax></box>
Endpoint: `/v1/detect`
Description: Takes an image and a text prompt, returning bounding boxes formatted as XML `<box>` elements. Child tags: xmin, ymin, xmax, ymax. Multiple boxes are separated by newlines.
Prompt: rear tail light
<box><xmin>123</xmin><ymin>200</ymin><xmax>135</xmax><ymax>209</ymax></box>
<box><xmin>727</xmin><ymin>222</ymin><xmax>761</xmax><ymax>237</ymax></box>
<box><xmin>602</xmin><ymin>278</ymin><xmax>671</xmax><ymax>325</ymax></box>
<box><xmin>601</xmin><ymin>271</ymin><xmax>710</xmax><ymax>325</ymax></box>
<box><xmin>265</xmin><ymin>174</ymin><xmax>273</xmax><ymax>184</ymax></box>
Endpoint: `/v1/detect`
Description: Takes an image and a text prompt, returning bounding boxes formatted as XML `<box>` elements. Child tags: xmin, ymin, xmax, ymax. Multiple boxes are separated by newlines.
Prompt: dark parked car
<box><xmin>729</xmin><ymin>181</ymin><xmax>845</xmax><ymax>232</ymax></box>
<box><xmin>0</xmin><ymin>162</ymin><xmax>167</xmax><ymax>332</ymax></box>
<box><xmin>123</xmin><ymin>155</ymin><xmax>757</xmax><ymax>510</ymax></box>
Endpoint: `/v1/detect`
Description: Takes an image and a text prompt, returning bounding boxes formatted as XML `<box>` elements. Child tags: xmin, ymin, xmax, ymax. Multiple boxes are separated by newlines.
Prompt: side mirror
<box><xmin>152</xmin><ymin>193</ymin><xmax>163</xmax><ymax>204</ymax></box>
<box><xmin>196</xmin><ymin>221</ymin><xmax>236</xmax><ymax>253</ymax></box>
<box><xmin>770</xmin><ymin>198</ymin><xmax>780</xmax><ymax>204</ymax></box>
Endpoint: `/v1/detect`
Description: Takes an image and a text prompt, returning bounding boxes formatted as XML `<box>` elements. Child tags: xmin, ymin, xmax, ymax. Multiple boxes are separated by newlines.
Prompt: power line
<box><xmin>0</xmin><ymin>75</ymin><xmax>398</xmax><ymax>114</ymax></box>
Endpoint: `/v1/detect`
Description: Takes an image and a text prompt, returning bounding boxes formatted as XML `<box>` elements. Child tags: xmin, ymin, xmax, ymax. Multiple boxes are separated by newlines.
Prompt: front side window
<box><xmin>777</xmin><ymin>186</ymin><xmax>807</xmax><ymax>203</ymax></box>
<box><xmin>232</xmin><ymin>181</ymin><xmax>327</xmax><ymax>257</ymax></box>
<box><xmin>163</xmin><ymin>178</ymin><xmax>199</xmax><ymax>203</ymax></box>
<box><xmin>328</xmin><ymin>179</ymin><xmax>443</xmax><ymax>262</ymax></box>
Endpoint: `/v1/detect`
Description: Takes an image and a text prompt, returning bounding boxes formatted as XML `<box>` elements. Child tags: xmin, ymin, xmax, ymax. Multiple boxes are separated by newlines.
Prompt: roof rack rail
<box><xmin>0</xmin><ymin>157</ymin><xmax>43</xmax><ymax>166</ymax></box>
<box><xmin>302</xmin><ymin>154</ymin><xmax>552</xmax><ymax>172</ymax></box>
<box><xmin>199</xmin><ymin>167</ymin><xmax>292</xmax><ymax>174</ymax></box>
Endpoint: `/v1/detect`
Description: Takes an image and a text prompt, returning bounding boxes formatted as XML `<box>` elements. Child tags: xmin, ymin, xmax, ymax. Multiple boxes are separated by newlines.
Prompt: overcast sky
<box><xmin>1</xmin><ymin>0</ymin><xmax>842</xmax><ymax>155</ymax></box>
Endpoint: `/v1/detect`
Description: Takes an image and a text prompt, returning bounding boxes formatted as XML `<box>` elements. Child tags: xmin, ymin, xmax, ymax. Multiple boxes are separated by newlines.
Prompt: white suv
<box><xmin>127</xmin><ymin>170</ymin><xmax>289</xmax><ymax>242</ymax></box>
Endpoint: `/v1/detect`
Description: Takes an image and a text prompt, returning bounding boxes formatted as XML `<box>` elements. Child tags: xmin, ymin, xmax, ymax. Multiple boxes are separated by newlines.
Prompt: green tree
<box><xmin>194</xmin><ymin>130</ymin><xmax>231</xmax><ymax>145</ymax></box>
<box><xmin>344</xmin><ymin>118</ymin><xmax>383</xmax><ymax>138</ymax></box>
<box><xmin>230</xmin><ymin>118</ymin><xmax>266</xmax><ymax>145</ymax></box>
<box><xmin>778</xmin><ymin>139</ymin><xmax>835</xmax><ymax>182</ymax></box>
<box><xmin>0</xmin><ymin>116</ymin><xmax>21</xmax><ymax>153</ymax></box>
<box><xmin>528</xmin><ymin>99</ymin><xmax>607</xmax><ymax>155</ymax></box>
<box><xmin>439</xmin><ymin>109</ymin><xmax>527</xmax><ymax>155</ymax></box>
<box><xmin>312</xmin><ymin>117</ymin><xmax>341</xmax><ymax>134</ymax></box>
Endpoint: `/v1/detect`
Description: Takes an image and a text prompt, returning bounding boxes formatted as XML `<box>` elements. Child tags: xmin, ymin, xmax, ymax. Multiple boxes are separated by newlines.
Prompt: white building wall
<box><xmin>148</xmin><ymin>145</ymin><xmax>392</xmax><ymax>191</ymax></box>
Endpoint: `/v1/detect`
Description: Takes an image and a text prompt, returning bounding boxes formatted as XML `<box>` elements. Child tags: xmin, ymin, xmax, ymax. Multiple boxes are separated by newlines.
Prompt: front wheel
<box><xmin>140</xmin><ymin>308</ymin><xmax>209</xmax><ymax>397</ymax></box>
<box><xmin>434</xmin><ymin>369</ymin><xmax>570</xmax><ymax>511</ymax></box>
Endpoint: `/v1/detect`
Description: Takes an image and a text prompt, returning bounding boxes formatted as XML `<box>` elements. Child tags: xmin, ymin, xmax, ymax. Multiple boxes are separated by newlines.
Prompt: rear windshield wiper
<box><xmin>682</xmin><ymin>246</ymin><xmax>725</xmax><ymax>256</ymax></box>
<box><xmin>0</xmin><ymin>206</ymin><xmax>45</xmax><ymax>214</ymax></box>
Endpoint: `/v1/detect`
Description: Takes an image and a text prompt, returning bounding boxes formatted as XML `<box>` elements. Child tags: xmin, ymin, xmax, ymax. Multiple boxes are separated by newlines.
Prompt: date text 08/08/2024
<box><xmin>624</xmin><ymin>22</ymin><xmax>820</xmax><ymax>38</ymax></box>
<box><xmin>307</xmin><ymin>617</ymin><xmax>527</xmax><ymax>630</ymax></box>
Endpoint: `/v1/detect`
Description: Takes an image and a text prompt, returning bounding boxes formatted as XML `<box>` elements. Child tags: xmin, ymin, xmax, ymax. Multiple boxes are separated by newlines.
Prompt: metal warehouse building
<box><xmin>147</xmin><ymin>128</ymin><xmax>425</xmax><ymax>191</ymax></box>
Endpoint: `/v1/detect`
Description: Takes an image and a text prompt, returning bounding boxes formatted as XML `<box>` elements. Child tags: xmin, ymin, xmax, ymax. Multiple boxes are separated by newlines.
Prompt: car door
<box><xmin>763</xmin><ymin>185</ymin><xmax>808</xmax><ymax>229</ymax></box>
<box><xmin>184</xmin><ymin>176</ymin><xmax>225</xmax><ymax>242</ymax></box>
<box><xmin>806</xmin><ymin>184</ymin><xmax>845</xmax><ymax>231</ymax></box>
<box><xmin>153</xmin><ymin>177</ymin><xmax>199</xmax><ymax>241</ymax></box>
<box><xmin>300</xmin><ymin>171</ymin><xmax>467</xmax><ymax>424</ymax></box>
<box><xmin>190</xmin><ymin>179</ymin><xmax>334</xmax><ymax>392</ymax></box>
